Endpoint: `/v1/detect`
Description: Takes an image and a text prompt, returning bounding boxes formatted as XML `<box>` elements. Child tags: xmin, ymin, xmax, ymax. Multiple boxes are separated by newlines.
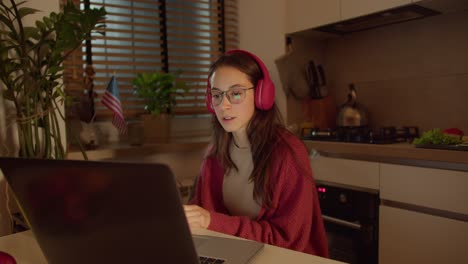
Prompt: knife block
<box><xmin>302</xmin><ymin>95</ymin><xmax>338</xmax><ymax>130</ymax></box>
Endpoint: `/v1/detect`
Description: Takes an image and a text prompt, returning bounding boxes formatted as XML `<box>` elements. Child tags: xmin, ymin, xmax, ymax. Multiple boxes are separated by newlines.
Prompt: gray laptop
<box><xmin>0</xmin><ymin>157</ymin><xmax>263</xmax><ymax>264</ymax></box>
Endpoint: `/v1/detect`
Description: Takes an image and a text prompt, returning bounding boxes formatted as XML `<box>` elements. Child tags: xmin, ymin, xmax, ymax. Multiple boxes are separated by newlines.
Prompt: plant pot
<box><xmin>127</xmin><ymin>121</ymin><xmax>144</xmax><ymax>146</ymax></box>
<box><xmin>141</xmin><ymin>114</ymin><xmax>171</xmax><ymax>144</ymax></box>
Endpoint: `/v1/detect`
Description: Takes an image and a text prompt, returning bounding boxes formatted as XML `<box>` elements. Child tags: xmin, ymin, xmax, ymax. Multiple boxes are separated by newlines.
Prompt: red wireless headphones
<box><xmin>205</xmin><ymin>49</ymin><xmax>275</xmax><ymax>113</ymax></box>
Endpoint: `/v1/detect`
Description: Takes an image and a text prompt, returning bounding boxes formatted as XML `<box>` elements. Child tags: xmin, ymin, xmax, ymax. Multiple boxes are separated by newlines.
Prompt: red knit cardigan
<box><xmin>190</xmin><ymin>132</ymin><xmax>329</xmax><ymax>257</ymax></box>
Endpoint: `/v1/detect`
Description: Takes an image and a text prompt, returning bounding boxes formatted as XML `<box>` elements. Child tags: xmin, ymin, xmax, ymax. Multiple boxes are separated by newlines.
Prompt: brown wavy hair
<box><xmin>207</xmin><ymin>52</ymin><xmax>289</xmax><ymax>208</ymax></box>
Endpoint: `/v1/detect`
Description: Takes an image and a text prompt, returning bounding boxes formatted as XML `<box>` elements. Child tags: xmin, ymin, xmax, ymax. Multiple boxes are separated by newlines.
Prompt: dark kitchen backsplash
<box><xmin>288</xmin><ymin>10</ymin><xmax>468</xmax><ymax>134</ymax></box>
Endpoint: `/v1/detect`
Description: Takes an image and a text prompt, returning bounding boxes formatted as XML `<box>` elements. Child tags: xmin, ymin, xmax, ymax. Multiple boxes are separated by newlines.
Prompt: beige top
<box><xmin>222</xmin><ymin>142</ymin><xmax>261</xmax><ymax>219</ymax></box>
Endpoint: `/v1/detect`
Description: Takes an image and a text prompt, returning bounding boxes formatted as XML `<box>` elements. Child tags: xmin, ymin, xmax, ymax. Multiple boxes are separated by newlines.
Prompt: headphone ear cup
<box><xmin>206</xmin><ymin>93</ymin><xmax>215</xmax><ymax>114</ymax></box>
<box><xmin>259</xmin><ymin>80</ymin><xmax>275</xmax><ymax>110</ymax></box>
<box><xmin>254</xmin><ymin>79</ymin><xmax>275</xmax><ymax>110</ymax></box>
<box><xmin>206</xmin><ymin>81</ymin><xmax>215</xmax><ymax>114</ymax></box>
<box><xmin>254</xmin><ymin>79</ymin><xmax>264</xmax><ymax>110</ymax></box>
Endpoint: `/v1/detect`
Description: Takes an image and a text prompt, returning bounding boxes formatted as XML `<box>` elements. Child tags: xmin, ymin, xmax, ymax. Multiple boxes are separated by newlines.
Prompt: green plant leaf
<box><xmin>22</xmin><ymin>26</ymin><xmax>39</xmax><ymax>40</ymax></box>
<box><xmin>13</xmin><ymin>1</ymin><xmax>29</xmax><ymax>8</ymax></box>
<box><xmin>132</xmin><ymin>71</ymin><xmax>187</xmax><ymax>115</ymax></box>
<box><xmin>48</xmin><ymin>65</ymin><xmax>63</xmax><ymax>74</ymax></box>
<box><xmin>43</xmin><ymin>16</ymin><xmax>52</xmax><ymax>28</ymax></box>
<box><xmin>0</xmin><ymin>15</ymin><xmax>15</xmax><ymax>33</ymax></box>
<box><xmin>17</xmin><ymin>6</ymin><xmax>38</xmax><ymax>19</ymax></box>
<box><xmin>35</xmin><ymin>20</ymin><xmax>46</xmax><ymax>31</ymax></box>
<box><xmin>0</xmin><ymin>0</ymin><xmax>106</xmax><ymax>159</ymax></box>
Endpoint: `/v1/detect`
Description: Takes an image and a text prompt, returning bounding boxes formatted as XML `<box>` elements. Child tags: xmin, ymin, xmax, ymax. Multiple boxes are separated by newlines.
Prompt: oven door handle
<box><xmin>322</xmin><ymin>215</ymin><xmax>362</xmax><ymax>230</ymax></box>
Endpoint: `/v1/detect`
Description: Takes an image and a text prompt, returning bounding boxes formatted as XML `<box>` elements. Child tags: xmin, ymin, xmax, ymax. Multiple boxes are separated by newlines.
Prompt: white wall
<box><xmin>286</xmin><ymin>4</ymin><xmax>468</xmax><ymax>133</ymax></box>
<box><xmin>0</xmin><ymin>0</ymin><xmax>61</xmax><ymax>237</ymax></box>
<box><xmin>0</xmin><ymin>84</ymin><xmax>19</xmax><ymax>158</ymax></box>
<box><xmin>0</xmin><ymin>89</ymin><xmax>14</xmax><ymax>235</ymax></box>
<box><xmin>325</xmin><ymin>11</ymin><xmax>468</xmax><ymax>133</ymax></box>
<box><xmin>238</xmin><ymin>0</ymin><xmax>288</xmax><ymax>121</ymax></box>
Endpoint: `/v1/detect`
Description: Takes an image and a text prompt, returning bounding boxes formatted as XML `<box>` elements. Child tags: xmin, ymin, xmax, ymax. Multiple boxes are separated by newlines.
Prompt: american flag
<box><xmin>101</xmin><ymin>75</ymin><xmax>127</xmax><ymax>134</ymax></box>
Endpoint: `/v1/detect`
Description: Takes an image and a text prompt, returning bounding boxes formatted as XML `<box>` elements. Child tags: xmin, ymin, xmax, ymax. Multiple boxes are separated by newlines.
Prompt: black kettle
<box><xmin>337</xmin><ymin>84</ymin><xmax>368</xmax><ymax>127</ymax></box>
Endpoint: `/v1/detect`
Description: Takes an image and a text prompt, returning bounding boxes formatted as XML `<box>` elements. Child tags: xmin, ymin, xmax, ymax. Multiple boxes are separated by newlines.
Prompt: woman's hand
<box><xmin>183</xmin><ymin>205</ymin><xmax>211</xmax><ymax>229</ymax></box>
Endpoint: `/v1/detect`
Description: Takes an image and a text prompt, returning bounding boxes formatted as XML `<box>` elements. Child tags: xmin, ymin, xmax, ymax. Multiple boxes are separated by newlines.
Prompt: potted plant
<box><xmin>132</xmin><ymin>71</ymin><xmax>187</xmax><ymax>143</ymax></box>
<box><xmin>0</xmin><ymin>0</ymin><xmax>106</xmax><ymax>158</ymax></box>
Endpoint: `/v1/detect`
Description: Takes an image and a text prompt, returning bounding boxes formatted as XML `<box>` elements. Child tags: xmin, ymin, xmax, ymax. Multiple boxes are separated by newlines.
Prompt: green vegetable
<box><xmin>413</xmin><ymin>129</ymin><xmax>463</xmax><ymax>145</ymax></box>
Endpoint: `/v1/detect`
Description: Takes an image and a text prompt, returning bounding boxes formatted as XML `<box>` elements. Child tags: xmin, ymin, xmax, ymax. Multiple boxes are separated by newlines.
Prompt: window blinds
<box><xmin>63</xmin><ymin>0</ymin><xmax>238</xmax><ymax>120</ymax></box>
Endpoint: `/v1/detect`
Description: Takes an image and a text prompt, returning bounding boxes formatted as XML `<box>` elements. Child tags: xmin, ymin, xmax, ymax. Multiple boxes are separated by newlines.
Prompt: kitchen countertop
<box><xmin>67</xmin><ymin>140</ymin><xmax>468</xmax><ymax>171</ymax></box>
<box><xmin>67</xmin><ymin>141</ymin><xmax>209</xmax><ymax>160</ymax></box>
<box><xmin>304</xmin><ymin>140</ymin><xmax>468</xmax><ymax>172</ymax></box>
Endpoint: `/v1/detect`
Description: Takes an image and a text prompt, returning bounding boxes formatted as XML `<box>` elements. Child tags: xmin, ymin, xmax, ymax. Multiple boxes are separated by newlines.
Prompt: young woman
<box><xmin>184</xmin><ymin>50</ymin><xmax>328</xmax><ymax>257</ymax></box>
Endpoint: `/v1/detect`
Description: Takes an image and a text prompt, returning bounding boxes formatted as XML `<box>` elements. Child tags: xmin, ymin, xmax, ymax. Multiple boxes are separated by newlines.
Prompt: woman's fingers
<box><xmin>186</xmin><ymin>215</ymin><xmax>203</xmax><ymax>229</ymax></box>
<box><xmin>185</xmin><ymin>210</ymin><xmax>201</xmax><ymax>218</ymax></box>
<box><xmin>187</xmin><ymin>218</ymin><xmax>203</xmax><ymax>227</ymax></box>
<box><xmin>184</xmin><ymin>205</ymin><xmax>202</xmax><ymax>225</ymax></box>
<box><xmin>184</xmin><ymin>205</ymin><xmax>200</xmax><ymax>211</ymax></box>
<box><xmin>183</xmin><ymin>205</ymin><xmax>210</xmax><ymax>229</ymax></box>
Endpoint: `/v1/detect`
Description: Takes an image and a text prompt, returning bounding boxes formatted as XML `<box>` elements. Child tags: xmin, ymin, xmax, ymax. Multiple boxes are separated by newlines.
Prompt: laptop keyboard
<box><xmin>199</xmin><ymin>256</ymin><xmax>225</xmax><ymax>263</ymax></box>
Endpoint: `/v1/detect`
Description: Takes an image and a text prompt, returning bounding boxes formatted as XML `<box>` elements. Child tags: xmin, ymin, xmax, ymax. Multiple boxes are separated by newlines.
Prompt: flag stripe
<box><xmin>101</xmin><ymin>96</ymin><xmax>122</xmax><ymax>113</ymax></box>
<box><xmin>102</xmin><ymin>92</ymin><xmax>122</xmax><ymax>110</ymax></box>
<box><xmin>102</xmin><ymin>90</ymin><xmax>121</xmax><ymax>102</ymax></box>
<box><xmin>101</xmin><ymin>76</ymin><xmax>127</xmax><ymax>135</ymax></box>
<box><xmin>112</xmin><ymin>115</ymin><xmax>127</xmax><ymax>133</ymax></box>
<box><xmin>113</xmin><ymin>115</ymin><xmax>125</xmax><ymax>127</ymax></box>
<box><xmin>102</xmin><ymin>96</ymin><xmax>125</xmax><ymax>120</ymax></box>
<box><xmin>102</xmin><ymin>92</ymin><xmax>123</xmax><ymax>111</ymax></box>
<box><xmin>102</xmin><ymin>101</ymin><xmax>125</xmax><ymax>121</ymax></box>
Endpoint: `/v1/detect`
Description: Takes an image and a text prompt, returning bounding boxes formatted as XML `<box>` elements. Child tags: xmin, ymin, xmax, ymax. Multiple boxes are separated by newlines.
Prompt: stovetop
<box><xmin>302</xmin><ymin>126</ymin><xmax>419</xmax><ymax>144</ymax></box>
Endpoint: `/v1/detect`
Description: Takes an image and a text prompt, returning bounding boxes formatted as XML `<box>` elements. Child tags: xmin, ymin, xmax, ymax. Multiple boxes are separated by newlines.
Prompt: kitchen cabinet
<box><xmin>286</xmin><ymin>0</ymin><xmax>419</xmax><ymax>34</ymax></box>
<box><xmin>285</xmin><ymin>0</ymin><xmax>340</xmax><ymax>34</ymax></box>
<box><xmin>310</xmin><ymin>156</ymin><xmax>379</xmax><ymax>190</ymax></box>
<box><xmin>340</xmin><ymin>0</ymin><xmax>412</xmax><ymax>21</ymax></box>
<box><xmin>379</xmin><ymin>163</ymin><xmax>468</xmax><ymax>264</ymax></box>
<box><xmin>380</xmin><ymin>163</ymin><xmax>468</xmax><ymax>215</ymax></box>
<box><xmin>309</xmin><ymin>151</ymin><xmax>468</xmax><ymax>264</ymax></box>
<box><xmin>379</xmin><ymin>206</ymin><xmax>468</xmax><ymax>264</ymax></box>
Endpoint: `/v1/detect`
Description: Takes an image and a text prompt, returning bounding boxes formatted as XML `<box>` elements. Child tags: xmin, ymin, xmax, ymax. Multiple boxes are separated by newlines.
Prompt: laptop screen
<box><xmin>0</xmin><ymin>157</ymin><xmax>199</xmax><ymax>264</ymax></box>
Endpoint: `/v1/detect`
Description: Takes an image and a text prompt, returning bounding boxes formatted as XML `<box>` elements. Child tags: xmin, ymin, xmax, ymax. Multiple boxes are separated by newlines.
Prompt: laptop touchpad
<box><xmin>193</xmin><ymin>236</ymin><xmax>209</xmax><ymax>248</ymax></box>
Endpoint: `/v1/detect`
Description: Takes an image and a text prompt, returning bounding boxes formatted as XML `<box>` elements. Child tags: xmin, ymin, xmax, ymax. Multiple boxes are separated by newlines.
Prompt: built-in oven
<box><xmin>317</xmin><ymin>183</ymin><xmax>379</xmax><ymax>264</ymax></box>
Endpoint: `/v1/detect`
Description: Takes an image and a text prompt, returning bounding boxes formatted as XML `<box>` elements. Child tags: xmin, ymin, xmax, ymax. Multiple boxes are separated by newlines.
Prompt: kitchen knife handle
<box><xmin>317</xmin><ymin>64</ymin><xmax>326</xmax><ymax>86</ymax></box>
<box><xmin>308</xmin><ymin>60</ymin><xmax>319</xmax><ymax>87</ymax></box>
<box><xmin>307</xmin><ymin>60</ymin><xmax>320</xmax><ymax>98</ymax></box>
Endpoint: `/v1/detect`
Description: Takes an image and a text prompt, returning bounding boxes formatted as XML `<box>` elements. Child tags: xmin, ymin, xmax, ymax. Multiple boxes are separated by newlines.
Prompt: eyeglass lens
<box><xmin>211</xmin><ymin>89</ymin><xmax>246</xmax><ymax>106</ymax></box>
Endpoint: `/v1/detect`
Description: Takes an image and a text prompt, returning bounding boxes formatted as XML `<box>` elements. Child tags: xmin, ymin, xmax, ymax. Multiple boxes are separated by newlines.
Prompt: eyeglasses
<box><xmin>210</xmin><ymin>87</ymin><xmax>254</xmax><ymax>106</ymax></box>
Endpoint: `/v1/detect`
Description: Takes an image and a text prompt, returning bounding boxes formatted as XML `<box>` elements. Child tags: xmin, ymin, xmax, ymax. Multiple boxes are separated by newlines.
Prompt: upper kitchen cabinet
<box><xmin>286</xmin><ymin>0</ymin><xmax>340</xmax><ymax>34</ymax></box>
<box><xmin>341</xmin><ymin>0</ymin><xmax>412</xmax><ymax>20</ymax></box>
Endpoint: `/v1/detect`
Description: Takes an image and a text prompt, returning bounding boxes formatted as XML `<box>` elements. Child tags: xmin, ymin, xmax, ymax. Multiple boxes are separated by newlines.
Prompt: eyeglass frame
<box><xmin>209</xmin><ymin>87</ymin><xmax>254</xmax><ymax>106</ymax></box>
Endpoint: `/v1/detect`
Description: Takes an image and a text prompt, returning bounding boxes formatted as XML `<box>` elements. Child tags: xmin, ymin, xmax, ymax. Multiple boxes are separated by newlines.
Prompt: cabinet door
<box><xmin>310</xmin><ymin>156</ymin><xmax>379</xmax><ymax>190</ymax></box>
<box><xmin>379</xmin><ymin>205</ymin><xmax>468</xmax><ymax>264</ymax></box>
<box><xmin>286</xmin><ymin>0</ymin><xmax>340</xmax><ymax>34</ymax></box>
<box><xmin>341</xmin><ymin>0</ymin><xmax>411</xmax><ymax>21</ymax></box>
<box><xmin>380</xmin><ymin>163</ymin><xmax>468</xmax><ymax>215</ymax></box>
